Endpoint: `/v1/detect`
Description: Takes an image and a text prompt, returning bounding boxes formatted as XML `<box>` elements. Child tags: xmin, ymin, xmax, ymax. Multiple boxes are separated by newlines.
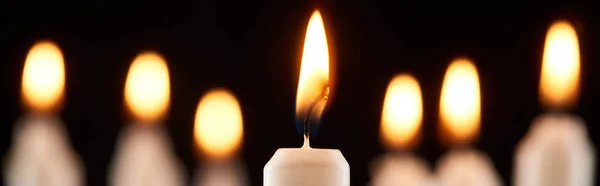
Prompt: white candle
<box><xmin>370</xmin><ymin>74</ymin><xmax>434</xmax><ymax>186</ymax></box>
<box><xmin>195</xmin><ymin>160</ymin><xmax>247</xmax><ymax>186</ymax></box>
<box><xmin>370</xmin><ymin>153</ymin><xmax>434</xmax><ymax>186</ymax></box>
<box><xmin>436</xmin><ymin>148</ymin><xmax>501</xmax><ymax>186</ymax></box>
<box><xmin>109</xmin><ymin>52</ymin><xmax>185</xmax><ymax>186</ymax></box>
<box><xmin>514</xmin><ymin>21</ymin><xmax>595</xmax><ymax>186</ymax></box>
<box><xmin>265</xmin><ymin>147</ymin><xmax>349</xmax><ymax>186</ymax></box>
<box><xmin>263</xmin><ymin>10</ymin><xmax>350</xmax><ymax>186</ymax></box>
<box><xmin>193</xmin><ymin>89</ymin><xmax>247</xmax><ymax>186</ymax></box>
<box><xmin>435</xmin><ymin>59</ymin><xmax>502</xmax><ymax>186</ymax></box>
<box><xmin>4</xmin><ymin>41</ymin><xmax>84</xmax><ymax>186</ymax></box>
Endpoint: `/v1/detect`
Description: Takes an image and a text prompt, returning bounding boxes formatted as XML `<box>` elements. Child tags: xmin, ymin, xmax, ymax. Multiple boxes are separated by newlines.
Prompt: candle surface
<box><xmin>370</xmin><ymin>154</ymin><xmax>433</xmax><ymax>186</ymax></box>
<box><xmin>264</xmin><ymin>148</ymin><xmax>350</xmax><ymax>186</ymax></box>
<box><xmin>515</xmin><ymin>113</ymin><xmax>594</xmax><ymax>186</ymax></box>
<box><xmin>110</xmin><ymin>124</ymin><xmax>185</xmax><ymax>186</ymax></box>
<box><xmin>5</xmin><ymin>115</ymin><xmax>84</xmax><ymax>186</ymax></box>
<box><xmin>436</xmin><ymin>149</ymin><xmax>502</xmax><ymax>186</ymax></box>
<box><xmin>194</xmin><ymin>160</ymin><xmax>248</xmax><ymax>186</ymax></box>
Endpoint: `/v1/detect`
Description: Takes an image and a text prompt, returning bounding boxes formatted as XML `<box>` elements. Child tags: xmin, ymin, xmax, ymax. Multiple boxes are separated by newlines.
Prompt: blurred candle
<box><xmin>193</xmin><ymin>89</ymin><xmax>247</xmax><ymax>186</ymax></box>
<box><xmin>514</xmin><ymin>21</ymin><xmax>595</xmax><ymax>186</ymax></box>
<box><xmin>4</xmin><ymin>41</ymin><xmax>84</xmax><ymax>186</ymax></box>
<box><xmin>369</xmin><ymin>74</ymin><xmax>434</xmax><ymax>186</ymax></box>
<box><xmin>109</xmin><ymin>52</ymin><xmax>185</xmax><ymax>186</ymax></box>
<box><xmin>435</xmin><ymin>59</ymin><xmax>502</xmax><ymax>186</ymax></box>
<box><xmin>263</xmin><ymin>10</ymin><xmax>350</xmax><ymax>186</ymax></box>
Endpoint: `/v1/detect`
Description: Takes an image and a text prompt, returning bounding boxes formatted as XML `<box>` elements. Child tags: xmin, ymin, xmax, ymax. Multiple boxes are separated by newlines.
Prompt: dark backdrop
<box><xmin>1</xmin><ymin>1</ymin><xmax>598</xmax><ymax>186</ymax></box>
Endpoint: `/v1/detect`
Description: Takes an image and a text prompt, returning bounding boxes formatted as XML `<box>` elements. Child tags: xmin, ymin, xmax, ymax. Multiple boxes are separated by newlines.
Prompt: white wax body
<box><xmin>194</xmin><ymin>160</ymin><xmax>248</xmax><ymax>186</ymax></box>
<box><xmin>514</xmin><ymin>113</ymin><xmax>595</xmax><ymax>186</ymax></box>
<box><xmin>109</xmin><ymin>124</ymin><xmax>185</xmax><ymax>186</ymax></box>
<box><xmin>4</xmin><ymin>114</ymin><xmax>84</xmax><ymax>186</ymax></box>
<box><xmin>264</xmin><ymin>148</ymin><xmax>350</xmax><ymax>186</ymax></box>
<box><xmin>436</xmin><ymin>148</ymin><xmax>502</xmax><ymax>186</ymax></box>
<box><xmin>369</xmin><ymin>153</ymin><xmax>436</xmax><ymax>186</ymax></box>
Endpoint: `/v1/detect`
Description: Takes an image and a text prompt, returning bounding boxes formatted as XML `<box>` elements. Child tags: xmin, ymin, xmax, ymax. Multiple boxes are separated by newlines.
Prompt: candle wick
<box><xmin>302</xmin><ymin>134</ymin><xmax>311</xmax><ymax>148</ymax></box>
<box><xmin>302</xmin><ymin>87</ymin><xmax>330</xmax><ymax>148</ymax></box>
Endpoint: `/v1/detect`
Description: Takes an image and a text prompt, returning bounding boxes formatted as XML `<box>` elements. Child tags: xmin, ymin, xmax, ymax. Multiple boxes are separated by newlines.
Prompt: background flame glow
<box><xmin>21</xmin><ymin>41</ymin><xmax>65</xmax><ymax>113</ymax></box>
<box><xmin>296</xmin><ymin>10</ymin><xmax>330</xmax><ymax>122</ymax></box>
<box><xmin>124</xmin><ymin>52</ymin><xmax>170</xmax><ymax>122</ymax></box>
<box><xmin>194</xmin><ymin>89</ymin><xmax>243</xmax><ymax>160</ymax></box>
<box><xmin>540</xmin><ymin>21</ymin><xmax>580</xmax><ymax>109</ymax></box>
<box><xmin>380</xmin><ymin>74</ymin><xmax>423</xmax><ymax>151</ymax></box>
<box><xmin>439</xmin><ymin>59</ymin><xmax>481</xmax><ymax>145</ymax></box>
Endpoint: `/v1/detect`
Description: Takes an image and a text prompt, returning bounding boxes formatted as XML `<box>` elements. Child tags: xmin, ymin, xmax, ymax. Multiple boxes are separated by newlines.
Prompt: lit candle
<box><xmin>435</xmin><ymin>59</ymin><xmax>502</xmax><ymax>186</ymax></box>
<box><xmin>370</xmin><ymin>74</ymin><xmax>434</xmax><ymax>186</ymax></box>
<box><xmin>193</xmin><ymin>89</ymin><xmax>247</xmax><ymax>186</ymax></box>
<box><xmin>514</xmin><ymin>21</ymin><xmax>595</xmax><ymax>186</ymax></box>
<box><xmin>263</xmin><ymin>10</ymin><xmax>350</xmax><ymax>186</ymax></box>
<box><xmin>4</xmin><ymin>41</ymin><xmax>84</xmax><ymax>186</ymax></box>
<box><xmin>109</xmin><ymin>52</ymin><xmax>185</xmax><ymax>186</ymax></box>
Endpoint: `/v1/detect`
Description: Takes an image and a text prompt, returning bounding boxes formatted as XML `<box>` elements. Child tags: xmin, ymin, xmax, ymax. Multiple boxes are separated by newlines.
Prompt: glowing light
<box><xmin>380</xmin><ymin>74</ymin><xmax>423</xmax><ymax>150</ymax></box>
<box><xmin>194</xmin><ymin>89</ymin><xmax>243</xmax><ymax>160</ymax></box>
<box><xmin>124</xmin><ymin>52</ymin><xmax>170</xmax><ymax>122</ymax></box>
<box><xmin>540</xmin><ymin>21</ymin><xmax>580</xmax><ymax>109</ymax></box>
<box><xmin>295</xmin><ymin>10</ymin><xmax>330</xmax><ymax>127</ymax></box>
<box><xmin>439</xmin><ymin>58</ymin><xmax>481</xmax><ymax>145</ymax></box>
<box><xmin>21</xmin><ymin>41</ymin><xmax>65</xmax><ymax>113</ymax></box>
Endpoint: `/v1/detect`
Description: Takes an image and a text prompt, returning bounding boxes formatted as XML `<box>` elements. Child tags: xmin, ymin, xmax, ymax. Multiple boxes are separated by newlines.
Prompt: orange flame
<box><xmin>194</xmin><ymin>89</ymin><xmax>244</xmax><ymax>160</ymax></box>
<box><xmin>439</xmin><ymin>58</ymin><xmax>481</xmax><ymax>146</ymax></box>
<box><xmin>124</xmin><ymin>52</ymin><xmax>170</xmax><ymax>123</ymax></box>
<box><xmin>21</xmin><ymin>41</ymin><xmax>65</xmax><ymax>113</ymax></box>
<box><xmin>295</xmin><ymin>10</ymin><xmax>330</xmax><ymax>131</ymax></box>
<box><xmin>540</xmin><ymin>21</ymin><xmax>580</xmax><ymax>110</ymax></box>
<box><xmin>380</xmin><ymin>74</ymin><xmax>423</xmax><ymax>151</ymax></box>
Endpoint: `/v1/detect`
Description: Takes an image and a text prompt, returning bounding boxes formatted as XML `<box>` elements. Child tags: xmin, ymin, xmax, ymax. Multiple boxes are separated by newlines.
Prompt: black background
<box><xmin>1</xmin><ymin>1</ymin><xmax>598</xmax><ymax>186</ymax></box>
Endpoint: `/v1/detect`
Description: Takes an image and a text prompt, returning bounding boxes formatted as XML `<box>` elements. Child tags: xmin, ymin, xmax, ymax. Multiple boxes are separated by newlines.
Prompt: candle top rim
<box><xmin>275</xmin><ymin>147</ymin><xmax>341</xmax><ymax>151</ymax></box>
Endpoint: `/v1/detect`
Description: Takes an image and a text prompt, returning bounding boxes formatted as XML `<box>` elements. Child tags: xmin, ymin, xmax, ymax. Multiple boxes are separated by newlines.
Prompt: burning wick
<box><xmin>263</xmin><ymin>10</ymin><xmax>349</xmax><ymax>186</ymax></box>
<box><xmin>514</xmin><ymin>20</ymin><xmax>595</xmax><ymax>186</ymax></box>
<box><xmin>5</xmin><ymin>41</ymin><xmax>83</xmax><ymax>186</ymax></box>
<box><xmin>302</xmin><ymin>86</ymin><xmax>330</xmax><ymax>148</ymax></box>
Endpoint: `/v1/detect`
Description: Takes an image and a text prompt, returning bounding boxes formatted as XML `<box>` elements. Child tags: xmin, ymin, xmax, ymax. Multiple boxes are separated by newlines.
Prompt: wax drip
<box><xmin>301</xmin><ymin>87</ymin><xmax>330</xmax><ymax>148</ymax></box>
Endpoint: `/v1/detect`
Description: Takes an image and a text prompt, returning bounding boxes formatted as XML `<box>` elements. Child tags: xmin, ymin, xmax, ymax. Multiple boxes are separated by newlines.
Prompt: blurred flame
<box><xmin>296</xmin><ymin>10</ymin><xmax>330</xmax><ymax>123</ymax></box>
<box><xmin>380</xmin><ymin>74</ymin><xmax>423</xmax><ymax>151</ymax></box>
<box><xmin>194</xmin><ymin>89</ymin><xmax>243</xmax><ymax>160</ymax></box>
<box><xmin>540</xmin><ymin>21</ymin><xmax>580</xmax><ymax>109</ymax></box>
<box><xmin>439</xmin><ymin>58</ymin><xmax>481</xmax><ymax>145</ymax></box>
<box><xmin>21</xmin><ymin>41</ymin><xmax>65</xmax><ymax>113</ymax></box>
<box><xmin>124</xmin><ymin>52</ymin><xmax>170</xmax><ymax>123</ymax></box>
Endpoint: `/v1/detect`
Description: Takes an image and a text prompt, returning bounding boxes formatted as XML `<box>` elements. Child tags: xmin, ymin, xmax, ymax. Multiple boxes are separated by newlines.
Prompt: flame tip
<box><xmin>552</xmin><ymin>20</ymin><xmax>574</xmax><ymax>26</ymax></box>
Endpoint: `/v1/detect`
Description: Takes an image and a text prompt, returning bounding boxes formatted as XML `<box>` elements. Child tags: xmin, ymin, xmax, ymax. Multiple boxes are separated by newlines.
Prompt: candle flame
<box><xmin>124</xmin><ymin>52</ymin><xmax>170</xmax><ymax>123</ymax></box>
<box><xmin>381</xmin><ymin>74</ymin><xmax>423</xmax><ymax>151</ymax></box>
<box><xmin>21</xmin><ymin>41</ymin><xmax>65</xmax><ymax>113</ymax></box>
<box><xmin>439</xmin><ymin>58</ymin><xmax>481</xmax><ymax>145</ymax></box>
<box><xmin>194</xmin><ymin>89</ymin><xmax>243</xmax><ymax>160</ymax></box>
<box><xmin>295</xmin><ymin>10</ymin><xmax>330</xmax><ymax>139</ymax></box>
<box><xmin>540</xmin><ymin>21</ymin><xmax>580</xmax><ymax>109</ymax></box>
